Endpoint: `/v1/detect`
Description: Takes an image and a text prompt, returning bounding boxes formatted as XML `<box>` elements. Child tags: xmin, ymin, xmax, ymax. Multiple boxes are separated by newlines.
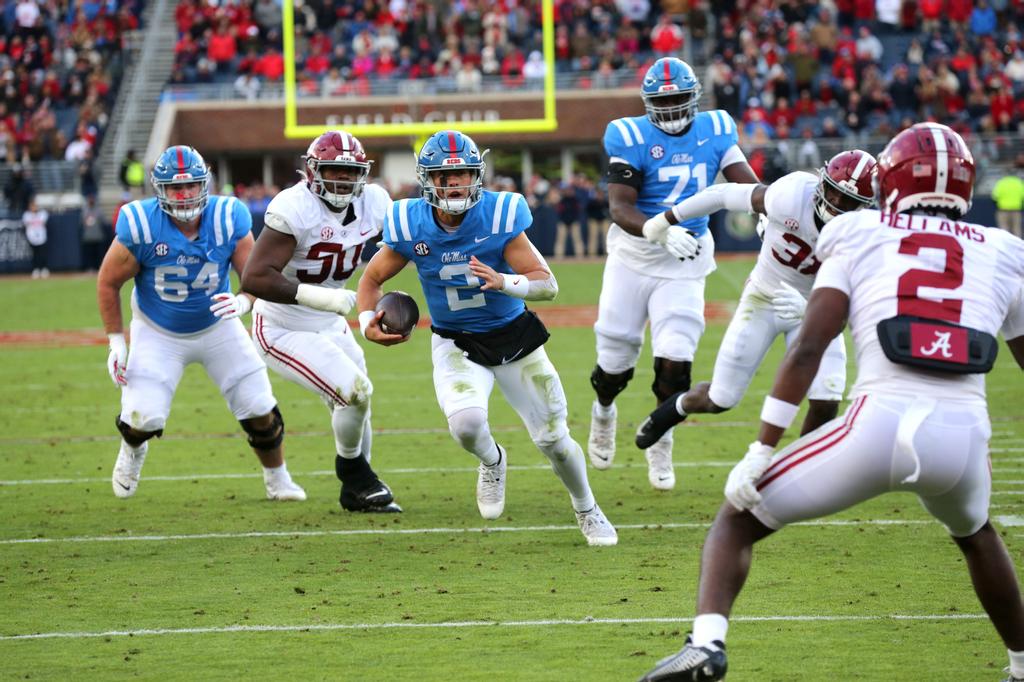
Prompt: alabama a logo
<box><xmin>918</xmin><ymin>331</ymin><xmax>954</xmax><ymax>359</ymax></box>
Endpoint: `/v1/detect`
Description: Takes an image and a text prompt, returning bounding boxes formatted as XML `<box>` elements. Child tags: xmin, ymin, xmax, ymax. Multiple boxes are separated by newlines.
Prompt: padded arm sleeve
<box><xmin>671</xmin><ymin>183</ymin><xmax>758</xmax><ymax>223</ymax></box>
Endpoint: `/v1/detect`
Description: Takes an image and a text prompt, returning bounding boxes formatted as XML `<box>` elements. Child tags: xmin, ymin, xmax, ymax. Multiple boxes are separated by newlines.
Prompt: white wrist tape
<box><xmin>760</xmin><ymin>396</ymin><xmax>800</xmax><ymax>429</ymax></box>
<box><xmin>295</xmin><ymin>283</ymin><xmax>343</xmax><ymax>313</ymax></box>
<box><xmin>108</xmin><ymin>332</ymin><xmax>126</xmax><ymax>350</ymax></box>
<box><xmin>500</xmin><ymin>273</ymin><xmax>531</xmax><ymax>299</ymax></box>
<box><xmin>358</xmin><ymin>310</ymin><xmax>376</xmax><ymax>338</ymax></box>
<box><xmin>642</xmin><ymin>211</ymin><xmax>673</xmax><ymax>243</ymax></box>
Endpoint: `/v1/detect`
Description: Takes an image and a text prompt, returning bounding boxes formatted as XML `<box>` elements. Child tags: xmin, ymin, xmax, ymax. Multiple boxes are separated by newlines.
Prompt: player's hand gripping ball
<box><xmin>375</xmin><ymin>291</ymin><xmax>420</xmax><ymax>337</ymax></box>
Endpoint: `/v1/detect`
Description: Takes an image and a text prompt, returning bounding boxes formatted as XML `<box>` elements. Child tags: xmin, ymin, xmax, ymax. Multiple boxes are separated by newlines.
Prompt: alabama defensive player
<box><xmin>236</xmin><ymin>131</ymin><xmax>401</xmax><ymax>513</ymax></box>
<box><xmin>639</xmin><ymin>124</ymin><xmax>1024</xmax><ymax>681</ymax></box>
<box><xmin>97</xmin><ymin>145</ymin><xmax>305</xmax><ymax>502</ymax></box>
<box><xmin>636</xmin><ymin>150</ymin><xmax>876</xmax><ymax>449</ymax></box>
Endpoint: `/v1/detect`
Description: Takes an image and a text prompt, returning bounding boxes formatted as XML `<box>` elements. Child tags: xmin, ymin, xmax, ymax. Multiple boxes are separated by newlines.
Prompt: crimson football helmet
<box><xmin>814</xmin><ymin>149</ymin><xmax>877</xmax><ymax>224</ymax></box>
<box><xmin>303</xmin><ymin>131</ymin><xmax>371</xmax><ymax>209</ymax></box>
<box><xmin>875</xmin><ymin>122</ymin><xmax>975</xmax><ymax>218</ymax></box>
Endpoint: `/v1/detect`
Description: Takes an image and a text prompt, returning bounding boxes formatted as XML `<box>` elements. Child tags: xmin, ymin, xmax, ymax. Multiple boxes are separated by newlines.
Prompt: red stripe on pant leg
<box><xmin>757</xmin><ymin>397</ymin><xmax>868</xmax><ymax>491</ymax></box>
<box><xmin>761</xmin><ymin>396</ymin><xmax>866</xmax><ymax>478</ymax></box>
<box><xmin>255</xmin><ymin>315</ymin><xmax>347</xmax><ymax>406</ymax></box>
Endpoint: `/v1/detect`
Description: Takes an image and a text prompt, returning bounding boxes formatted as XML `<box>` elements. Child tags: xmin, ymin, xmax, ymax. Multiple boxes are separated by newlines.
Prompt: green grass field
<box><xmin>1</xmin><ymin>258</ymin><xmax>1022</xmax><ymax>681</ymax></box>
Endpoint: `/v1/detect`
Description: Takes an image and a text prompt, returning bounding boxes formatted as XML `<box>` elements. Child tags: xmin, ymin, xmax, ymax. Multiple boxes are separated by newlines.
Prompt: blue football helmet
<box><xmin>151</xmin><ymin>145</ymin><xmax>210</xmax><ymax>221</ymax></box>
<box><xmin>641</xmin><ymin>57</ymin><xmax>702</xmax><ymax>134</ymax></box>
<box><xmin>415</xmin><ymin>130</ymin><xmax>487</xmax><ymax>214</ymax></box>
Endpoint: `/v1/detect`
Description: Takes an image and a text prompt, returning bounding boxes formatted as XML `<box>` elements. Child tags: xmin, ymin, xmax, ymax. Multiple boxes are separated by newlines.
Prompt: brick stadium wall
<box><xmin>169</xmin><ymin>89</ymin><xmax>644</xmax><ymax>153</ymax></box>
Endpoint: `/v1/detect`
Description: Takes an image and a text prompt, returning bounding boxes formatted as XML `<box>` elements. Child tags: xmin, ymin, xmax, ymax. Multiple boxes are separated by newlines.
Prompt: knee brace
<box><xmin>447</xmin><ymin>407</ymin><xmax>490</xmax><ymax>452</ymax></box>
<box><xmin>115</xmin><ymin>416</ymin><xmax>162</xmax><ymax>448</ymax></box>
<box><xmin>590</xmin><ymin>365</ymin><xmax>634</xmax><ymax>404</ymax></box>
<box><xmin>240</xmin><ymin>405</ymin><xmax>284</xmax><ymax>451</ymax></box>
<box><xmin>651</xmin><ymin>358</ymin><xmax>692</xmax><ymax>403</ymax></box>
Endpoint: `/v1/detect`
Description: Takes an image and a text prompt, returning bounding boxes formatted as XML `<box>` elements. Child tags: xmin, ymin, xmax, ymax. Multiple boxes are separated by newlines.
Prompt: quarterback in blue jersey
<box><xmin>96</xmin><ymin>145</ymin><xmax>305</xmax><ymax>502</ymax></box>
<box><xmin>356</xmin><ymin>130</ymin><xmax>616</xmax><ymax>546</ymax></box>
<box><xmin>587</xmin><ymin>57</ymin><xmax>760</xmax><ymax>491</ymax></box>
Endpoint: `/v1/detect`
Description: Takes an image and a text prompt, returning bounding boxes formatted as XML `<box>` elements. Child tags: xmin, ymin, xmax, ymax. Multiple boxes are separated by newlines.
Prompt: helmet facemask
<box><xmin>643</xmin><ymin>85</ymin><xmax>701</xmax><ymax>134</ymax></box>
<box><xmin>153</xmin><ymin>178</ymin><xmax>209</xmax><ymax>222</ymax></box>
<box><xmin>418</xmin><ymin>163</ymin><xmax>485</xmax><ymax>215</ymax></box>
<box><xmin>814</xmin><ymin>169</ymin><xmax>873</xmax><ymax>224</ymax></box>
<box><xmin>306</xmin><ymin>156</ymin><xmax>370</xmax><ymax>209</ymax></box>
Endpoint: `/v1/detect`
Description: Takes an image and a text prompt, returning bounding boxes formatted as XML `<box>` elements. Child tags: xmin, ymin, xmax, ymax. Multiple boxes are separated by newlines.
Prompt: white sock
<box><xmin>593</xmin><ymin>400</ymin><xmax>615</xmax><ymax>417</ymax></box>
<box><xmin>1009</xmin><ymin>648</ymin><xmax>1024</xmax><ymax>677</ymax></box>
<box><xmin>122</xmin><ymin>440</ymin><xmax>146</xmax><ymax>456</ymax></box>
<box><xmin>692</xmin><ymin>613</ymin><xmax>728</xmax><ymax>648</ymax></box>
<box><xmin>263</xmin><ymin>463</ymin><xmax>288</xmax><ymax>477</ymax></box>
<box><xmin>674</xmin><ymin>394</ymin><xmax>688</xmax><ymax>417</ymax></box>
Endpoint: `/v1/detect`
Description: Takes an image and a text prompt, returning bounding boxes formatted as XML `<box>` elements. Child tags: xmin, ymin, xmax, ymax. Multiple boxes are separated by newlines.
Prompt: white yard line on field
<box><xmin>0</xmin><ymin>518</ymin><xmax>934</xmax><ymax>546</ymax></box>
<box><xmin>0</xmin><ymin>613</ymin><xmax>987</xmax><ymax>642</ymax></box>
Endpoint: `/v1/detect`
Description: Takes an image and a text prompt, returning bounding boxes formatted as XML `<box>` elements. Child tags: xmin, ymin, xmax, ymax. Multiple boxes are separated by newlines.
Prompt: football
<box><xmin>375</xmin><ymin>291</ymin><xmax>420</xmax><ymax>337</ymax></box>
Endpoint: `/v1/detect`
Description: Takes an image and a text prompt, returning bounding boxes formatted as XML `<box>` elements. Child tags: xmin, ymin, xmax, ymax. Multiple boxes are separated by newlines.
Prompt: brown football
<box><xmin>375</xmin><ymin>291</ymin><xmax>420</xmax><ymax>336</ymax></box>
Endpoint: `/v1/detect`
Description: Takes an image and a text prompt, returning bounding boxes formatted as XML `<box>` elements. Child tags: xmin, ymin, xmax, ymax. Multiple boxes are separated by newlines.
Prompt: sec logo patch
<box><xmin>650</xmin><ymin>145</ymin><xmax>665</xmax><ymax>159</ymax></box>
<box><xmin>154</xmin><ymin>242</ymin><xmax>169</xmax><ymax>256</ymax></box>
<box><xmin>784</xmin><ymin>218</ymin><xmax>799</xmax><ymax>231</ymax></box>
<box><xmin>413</xmin><ymin>241</ymin><xmax>430</xmax><ymax>256</ymax></box>
<box><xmin>321</xmin><ymin>226</ymin><xmax>334</xmax><ymax>240</ymax></box>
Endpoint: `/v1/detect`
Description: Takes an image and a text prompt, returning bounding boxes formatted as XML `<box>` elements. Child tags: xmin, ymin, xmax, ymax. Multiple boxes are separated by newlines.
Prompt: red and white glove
<box><xmin>209</xmin><ymin>292</ymin><xmax>253</xmax><ymax>320</ymax></box>
<box><xmin>107</xmin><ymin>333</ymin><xmax>128</xmax><ymax>387</ymax></box>
<box><xmin>724</xmin><ymin>441</ymin><xmax>775</xmax><ymax>511</ymax></box>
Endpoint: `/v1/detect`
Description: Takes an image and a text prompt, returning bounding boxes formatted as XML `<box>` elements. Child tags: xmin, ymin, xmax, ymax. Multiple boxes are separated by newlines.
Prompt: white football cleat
<box><xmin>112</xmin><ymin>441</ymin><xmax>148</xmax><ymax>498</ymax></box>
<box><xmin>576</xmin><ymin>504</ymin><xmax>618</xmax><ymax>546</ymax></box>
<box><xmin>646</xmin><ymin>431</ymin><xmax>675</xmax><ymax>491</ymax></box>
<box><xmin>476</xmin><ymin>445</ymin><xmax>507</xmax><ymax>520</ymax></box>
<box><xmin>588</xmin><ymin>400</ymin><xmax>616</xmax><ymax>469</ymax></box>
<box><xmin>264</xmin><ymin>470</ymin><xmax>307</xmax><ymax>501</ymax></box>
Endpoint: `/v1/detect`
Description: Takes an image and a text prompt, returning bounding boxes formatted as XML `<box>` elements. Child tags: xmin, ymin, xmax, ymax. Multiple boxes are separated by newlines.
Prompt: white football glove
<box><xmin>209</xmin><ymin>292</ymin><xmax>253</xmax><ymax>320</ymax></box>
<box><xmin>772</xmin><ymin>282</ymin><xmax>807</xmax><ymax>321</ymax></box>
<box><xmin>295</xmin><ymin>283</ymin><xmax>357</xmax><ymax>315</ymax></box>
<box><xmin>107</xmin><ymin>333</ymin><xmax>128</xmax><ymax>387</ymax></box>
<box><xmin>724</xmin><ymin>441</ymin><xmax>775</xmax><ymax>511</ymax></box>
<box><xmin>665</xmin><ymin>226</ymin><xmax>701</xmax><ymax>260</ymax></box>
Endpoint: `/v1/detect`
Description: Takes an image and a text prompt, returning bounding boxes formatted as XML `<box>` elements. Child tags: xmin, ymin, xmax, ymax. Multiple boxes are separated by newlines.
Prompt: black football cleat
<box><xmin>635</xmin><ymin>392</ymin><xmax>688</xmax><ymax>450</ymax></box>
<box><xmin>638</xmin><ymin>637</ymin><xmax>727</xmax><ymax>682</ymax></box>
<box><xmin>340</xmin><ymin>479</ymin><xmax>403</xmax><ymax>513</ymax></box>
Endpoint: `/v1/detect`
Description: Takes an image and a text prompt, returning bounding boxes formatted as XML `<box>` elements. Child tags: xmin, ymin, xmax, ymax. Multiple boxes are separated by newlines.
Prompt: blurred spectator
<box><xmin>796</xmin><ymin>128</ymin><xmax>822</xmax><ymax>168</ymax></box>
<box><xmin>553</xmin><ymin>182</ymin><xmax>584</xmax><ymax>258</ymax></box>
<box><xmin>855</xmin><ymin>26</ymin><xmax>883</xmax><ymax>63</ymax></box>
<box><xmin>234</xmin><ymin>72</ymin><xmax>261</xmax><ymax>101</ymax></box>
<box><xmin>650</xmin><ymin>15</ymin><xmax>684</xmax><ymax>56</ymax></box>
<box><xmin>80</xmin><ymin>195</ymin><xmax>107</xmax><ymax>272</ymax></box>
<box><xmin>992</xmin><ymin>153</ymin><xmax>1024</xmax><ymax>238</ymax></box>
<box><xmin>78</xmin><ymin>147</ymin><xmax>98</xmax><ymax>201</ymax></box>
<box><xmin>23</xmin><ymin>197</ymin><xmax>48</xmax><ymax>278</ymax></box>
<box><xmin>523</xmin><ymin>50</ymin><xmax>546</xmax><ymax>85</ymax></box>
<box><xmin>1006</xmin><ymin>51</ymin><xmax>1024</xmax><ymax>87</ymax></box>
<box><xmin>875</xmin><ymin>0</ymin><xmax>901</xmax><ymax>33</ymax></box>
<box><xmin>455</xmin><ymin>59</ymin><xmax>482</xmax><ymax>93</ymax></box>
<box><xmin>970</xmin><ymin>0</ymin><xmax>997</xmax><ymax>38</ymax></box>
<box><xmin>119</xmin><ymin>149</ymin><xmax>145</xmax><ymax>197</ymax></box>
<box><xmin>4</xmin><ymin>164</ymin><xmax>35</xmax><ymax>214</ymax></box>
<box><xmin>585</xmin><ymin>183</ymin><xmax>609</xmax><ymax>257</ymax></box>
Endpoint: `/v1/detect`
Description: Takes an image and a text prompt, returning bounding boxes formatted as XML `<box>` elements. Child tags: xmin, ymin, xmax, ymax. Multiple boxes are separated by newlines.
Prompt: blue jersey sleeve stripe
<box><xmin>134</xmin><ymin>202</ymin><xmax>153</xmax><ymax>244</ymax></box>
<box><xmin>397</xmin><ymin>200</ymin><xmax>412</xmax><ymax>241</ymax></box>
<box><xmin>610</xmin><ymin>119</ymin><xmax>634</xmax><ymax>147</ymax></box>
<box><xmin>504</xmin><ymin>193</ymin><xmax>521</xmax><ymax>233</ymax></box>
<box><xmin>710</xmin><ymin>112</ymin><xmax>722</xmax><ymax>136</ymax></box>
<box><xmin>225</xmin><ymin>197</ymin><xmax>236</xmax><ymax>241</ymax></box>
<box><xmin>123</xmin><ymin>204</ymin><xmax>141</xmax><ymax>244</ymax></box>
<box><xmin>624</xmin><ymin>118</ymin><xmax>644</xmax><ymax>144</ymax></box>
<box><xmin>721</xmin><ymin>111</ymin><xmax>733</xmax><ymax>135</ymax></box>
<box><xmin>384</xmin><ymin>205</ymin><xmax>398</xmax><ymax>242</ymax></box>
<box><xmin>492</xmin><ymin>192</ymin><xmax>507</xmax><ymax>234</ymax></box>
<box><xmin>214</xmin><ymin>197</ymin><xmax>225</xmax><ymax>246</ymax></box>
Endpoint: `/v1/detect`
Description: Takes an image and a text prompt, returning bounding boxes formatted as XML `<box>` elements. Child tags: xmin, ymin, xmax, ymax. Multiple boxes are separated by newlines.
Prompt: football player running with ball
<box><xmin>588</xmin><ymin>57</ymin><xmax>759</xmax><ymax>491</ymax></box>
<box><xmin>639</xmin><ymin>124</ymin><xmax>1024</xmax><ymax>682</ymax></box>
<box><xmin>97</xmin><ymin>145</ymin><xmax>305</xmax><ymax>502</ymax></box>
<box><xmin>636</xmin><ymin>150</ymin><xmax>877</xmax><ymax>450</ymax></box>
<box><xmin>356</xmin><ymin>129</ymin><xmax>617</xmax><ymax>546</ymax></box>
<box><xmin>239</xmin><ymin>131</ymin><xmax>401</xmax><ymax>513</ymax></box>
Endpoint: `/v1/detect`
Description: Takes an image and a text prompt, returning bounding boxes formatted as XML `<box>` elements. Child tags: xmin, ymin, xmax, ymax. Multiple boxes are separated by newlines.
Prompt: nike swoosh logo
<box><xmin>474</xmin><ymin>236</ymin><xmax>490</xmax><ymax>243</ymax></box>
<box><xmin>116</xmin><ymin>480</ymin><xmax>131</xmax><ymax>490</ymax></box>
<box><xmin>206</xmin><ymin>250</ymin><xmax>216</xmax><ymax>259</ymax></box>
<box><xmin>359</xmin><ymin>228</ymin><xmax>373</xmax><ymax>236</ymax></box>
<box><xmin>500</xmin><ymin>349</ymin><xmax>524</xmax><ymax>364</ymax></box>
<box><xmin>512</xmin><ymin>278</ymin><xmax>522</xmax><ymax>286</ymax></box>
<box><xmin>658</xmin><ymin>476</ymin><xmax>672</xmax><ymax>481</ymax></box>
<box><xmin>593</xmin><ymin>454</ymin><xmax>610</xmax><ymax>462</ymax></box>
<box><xmin>364</xmin><ymin>490</ymin><xmax>389</xmax><ymax>500</ymax></box>
<box><xmin>697</xmin><ymin>139</ymin><xmax>709</xmax><ymax>146</ymax></box>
